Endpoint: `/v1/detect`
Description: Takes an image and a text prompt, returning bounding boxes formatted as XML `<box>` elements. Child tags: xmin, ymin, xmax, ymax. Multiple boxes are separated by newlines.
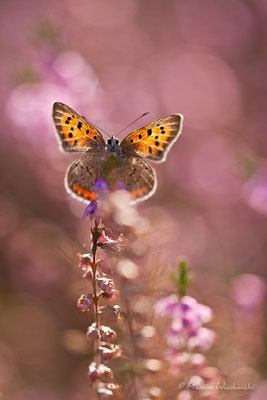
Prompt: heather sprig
<box><xmin>155</xmin><ymin>260</ymin><xmax>221</xmax><ymax>399</ymax></box>
<box><xmin>77</xmin><ymin>172</ymin><xmax>164</xmax><ymax>399</ymax></box>
<box><xmin>77</xmin><ymin>178</ymin><xmax>129</xmax><ymax>398</ymax></box>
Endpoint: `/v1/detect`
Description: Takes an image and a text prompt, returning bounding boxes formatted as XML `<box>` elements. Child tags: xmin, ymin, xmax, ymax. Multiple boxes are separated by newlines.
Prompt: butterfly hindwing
<box><xmin>118</xmin><ymin>155</ymin><xmax>157</xmax><ymax>204</ymax></box>
<box><xmin>65</xmin><ymin>152</ymin><xmax>101</xmax><ymax>202</ymax></box>
<box><xmin>120</xmin><ymin>114</ymin><xmax>183</xmax><ymax>163</ymax></box>
<box><xmin>53</xmin><ymin>102</ymin><xmax>105</xmax><ymax>153</ymax></box>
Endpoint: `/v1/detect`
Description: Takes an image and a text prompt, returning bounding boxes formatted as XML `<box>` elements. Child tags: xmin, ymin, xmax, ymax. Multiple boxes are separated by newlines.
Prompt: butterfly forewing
<box><xmin>53</xmin><ymin>102</ymin><xmax>105</xmax><ymax>153</ymax></box>
<box><xmin>120</xmin><ymin>114</ymin><xmax>183</xmax><ymax>163</ymax></box>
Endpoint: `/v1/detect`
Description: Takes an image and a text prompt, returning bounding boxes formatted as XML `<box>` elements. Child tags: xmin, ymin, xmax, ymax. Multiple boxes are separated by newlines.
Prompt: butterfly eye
<box><xmin>107</xmin><ymin>139</ymin><xmax>111</xmax><ymax>145</ymax></box>
<box><xmin>115</xmin><ymin>139</ymin><xmax>119</xmax><ymax>145</ymax></box>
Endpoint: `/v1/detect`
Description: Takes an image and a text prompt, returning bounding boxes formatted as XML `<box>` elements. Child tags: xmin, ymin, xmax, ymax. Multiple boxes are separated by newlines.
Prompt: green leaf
<box><xmin>171</xmin><ymin>259</ymin><xmax>192</xmax><ymax>296</ymax></box>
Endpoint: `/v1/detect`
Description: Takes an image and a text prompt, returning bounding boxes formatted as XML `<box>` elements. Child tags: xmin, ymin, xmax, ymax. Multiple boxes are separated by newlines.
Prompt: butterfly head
<box><xmin>106</xmin><ymin>136</ymin><xmax>121</xmax><ymax>158</ymax></box>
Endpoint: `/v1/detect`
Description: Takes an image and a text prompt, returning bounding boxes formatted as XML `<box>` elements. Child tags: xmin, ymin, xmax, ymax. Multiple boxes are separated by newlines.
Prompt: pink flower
<box><xmin>98</xmin><ymin>230</ymin><xmax>124</xmax><ymax>253</ymax></box>
<box><xmin>155</xmin><ymin>294</ymin><xmax>215</xmax><ymax>353</ymax></box>
<box><xmin>154</xmin><ymin>294</ymin><xmax>179</xmax><ymax>316</ymax></box>
<box><xmin>188</xmin><ymin>327</ymin><xmax>215</xmax><ymax>352</ymax></box>
<box><xmin>98</xmin><ymin>277</ymin><xmax>119</xmax><ymax>300</ymax></box>
<box><xmin>78</xmin><ymin>253</ymin><xmax>92</xmax><ymax>270</ymax></box>
<box><xmin>77</xmin><ymin>294</ymin><xmax>93</xmax><ymax>312</ymax></box>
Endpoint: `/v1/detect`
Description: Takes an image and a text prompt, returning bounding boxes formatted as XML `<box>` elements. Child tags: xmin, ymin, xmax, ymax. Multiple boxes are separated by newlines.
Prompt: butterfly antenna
<box><xmin>116</xmin><ymin>112</ymin><xmax>149</xmax><ymax>138</ymax></box>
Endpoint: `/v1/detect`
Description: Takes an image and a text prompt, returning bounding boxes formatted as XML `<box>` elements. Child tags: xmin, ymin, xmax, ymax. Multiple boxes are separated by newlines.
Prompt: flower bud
<box><xmin>101</xmin><ymin>325</ymin><xmax>117</xmax><ymax>342</ymax></box>
<box><xmin>97</xmin><ymin>383</ymin><xmax>121</xmax><ymax>399</ymax></box>
<box><xmin>78</xmin><ymin>253</ymin><xmax>92</xmax><ymax>270</ymax></box>
<box><xmin>87</xmin><ymin>323</ymin><xmax>101</xmax><ymax>341</ymax></box>
<box><xmin>99</xmin><ymin>342</ymin><xmax>122</xmax><ymax>361</ymax></box>
<box><xmin>97</xmin><ymin>387</ymin><xmax>113</xmax><ymax>399</ymax></box>
<box><xmin>88</xmin><ymin>362</ymin><xmax>113</xmax><ymax>383</ymax></box>
<box><xmin>82</xmin><ymin>269</ymin><xmax>93</xmax><ymax>280</ymax></box>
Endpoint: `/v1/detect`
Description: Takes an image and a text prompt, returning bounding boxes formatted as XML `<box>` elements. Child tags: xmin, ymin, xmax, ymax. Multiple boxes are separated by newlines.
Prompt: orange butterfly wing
<box><xmin>52</xmin><ymin>102</ymin><xmax>105</xmax><ymax>153</ymax></box>
<box><xmin>120</xmin><ymin>114</ymin><xmax>183</xmax><ymax>163</ymax></box>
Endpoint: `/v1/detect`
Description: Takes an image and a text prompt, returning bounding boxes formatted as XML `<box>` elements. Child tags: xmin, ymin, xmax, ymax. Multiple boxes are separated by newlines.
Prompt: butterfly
<box><xmin>52</xmin><ymin>102</ymin><xmax>183</xmax><ymax>204</ymax></box>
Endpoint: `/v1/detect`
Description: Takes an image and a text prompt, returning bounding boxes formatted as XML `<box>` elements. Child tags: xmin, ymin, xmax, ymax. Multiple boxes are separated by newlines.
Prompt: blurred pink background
<box><xmin>0</xmin><ymin>0</ymin><xmax>267</xmax><ymax>399</ymax></box>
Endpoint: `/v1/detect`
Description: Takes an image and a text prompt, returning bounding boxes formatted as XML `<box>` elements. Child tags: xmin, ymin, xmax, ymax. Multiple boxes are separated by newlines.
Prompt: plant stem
<box><xmin>92</xmin><ymin>219</ymin><xmax>101</xmax><ymax>368</ymax></box>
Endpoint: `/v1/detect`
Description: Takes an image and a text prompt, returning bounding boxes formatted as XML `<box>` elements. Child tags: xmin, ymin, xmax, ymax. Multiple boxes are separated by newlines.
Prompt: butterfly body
<box><xmin>53</xmin><ymin>102</ymin><xmax>183</xmax><ymax>204</ymax></box>
<box><xmin>106</xmin><ymin>136</ymin><xmax>123</xmax><ymax>159</ymax></box>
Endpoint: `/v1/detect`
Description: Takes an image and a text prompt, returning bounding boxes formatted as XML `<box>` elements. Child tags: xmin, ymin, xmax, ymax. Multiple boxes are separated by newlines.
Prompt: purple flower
<box><xmin>82</xmin><ymin>178</ymin><xmax>109</xmax><ymax>221</ymax></box>
<box><xmin>87</xmin><ymin>323</ymin><xmax>101</xmax><ymax>340</ymax></box>
<box><xmin>82</xmin><ymin>200</ymin><xmax>97</xmax><ymax>220</ymax></box>
<box><xmin>179</xmin><ymin>296</ymin><xmax>198</xmax><ymax>312</ymax></box>
<box><xmin>154</xmin><ymin>294</ymin><xmax>179</xmax><ymax>316</ymax></box>
<box><xmin>94</xmin><ymin>178</ymin><xmax>109</xmax><ymax>192</ymax></box>
<box><xmin>77</xmin><ymin>294</ymin><xmax>93</xmax><ymax>312</ymax></box>
<box><xmin>98</xmin><ymin>277</ymin><xmax>118</xmax><ymax>300</ymax></box>
<box><xmin>155</xmin><ymin>294</ymin><xmax>214</xmax><ymax>353</ymax></box>
<box><xmin>188</xmin><ymin>327</ymin><xmax>215</xmax><ymax>352</ymax></box>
